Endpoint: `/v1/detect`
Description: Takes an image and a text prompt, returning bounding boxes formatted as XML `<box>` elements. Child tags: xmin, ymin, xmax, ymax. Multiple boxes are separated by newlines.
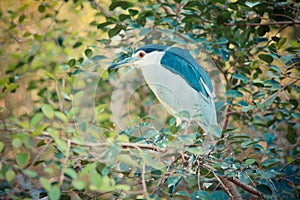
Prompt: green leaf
<box><xmin>54</xmin><ymin>111</ymin><xmax>68</xmax><ymax>123</ymax></box>
<box><xmin>108</xmin><ymin>25</ymin><xmax>123</xmax><ymax>38</ymax></box>
<box><xmin>256</xmin><ymin>184</ymin><xmax>272</xmax><ymax>195</ymax></box>
<box><xmin>228</xmin><ymin>2</ymin><xmax>238</xmax><ymax>10</ymax></box>
<box><xmin>117</xmin><ymin>154</ymin><xmax>139</xmax><ymax>167</ymax></box>
<box><xmin>71</xmin><ymin>69</ymin><xmax>84</xmax><ymax>75</ymax></box>
<box><xmin>175</xmin><ymin>190</ymin><xmax>191</xmax><ymax>197</ymax></box>
<box><xmin>168</xmin><ymin>176</ymin><xmax>182</xmax><ymax>194</ymax></box>
<box><xmin>269</xmin><ymin>65</ymin><xmax>282</xmax><ymax>73</ymax></box>
<box><xmin>289</xmin><ymin>99</ymin><xmax>298</xmax><ymax>110</ymax></box>
<box><xmin>186</xmin><ymin>147</ymin><xmax>203</xmax><ymax>154</ymax></box>
<box><xmin>232</xmin><ymin>73</ymin><xmax>249</xmax><ymax>83</ymax></box>
<box><xmin>97</xmin><ymin>21</ymin><xmax>113</xmax><ymax>29</ymax></box>
<box><xmin>208</xmin><ymin>125</ymin><xmax>222</xmax><ymax>138</ymax></box>
<box><xmin>91</xmin><ymin>55</ymin><xmax>106</xmax><ymax>61</ymax></box>
<box><xmin>139</xmin><ymin>28</ymin><xmax>152</xmax><ymax>36</ymax></box>
<box><xmin>257</xmin><ymin>170</ymin><xmax>276</xmax><ymax>179</ymax></box>
<box><xmin>245</xmin><ymin>1</ymin><xmax>260</xmax><ymax>8</ymax></box>
<box><xmin>16</xmin><ymin>152</ymin><xmax>30</xmax><ymax>167</ymax></box>
<box><xmin>68</xmin><ymin>59</ymin><xmax>76</xmax><ymax>67</ymax></box>
<box><xmin>286</xmin><ymin>130</ymin><xmax>297</xmax><ymax>144</ymax></box>
<box><xmin>7</xmin><ymin>83</ymin><xmax>19</xmax><ymax>92</ymax></box>
<box><xmin>259</xmin><ymin>95</ymin><xmax>276</xmax><ymax>109</ymax></box>
<box><xmin>228</xmin><ymin>133</ymin><xmax>250</xmax><ymax>140</ymax></box>
<box><xmin>90</xmin><ymin>170</ymin><xmax>102</xmax><ymax>188</ymax></box>
<box><xmin>0</xmin><ymin>141</ymin><xmax>5</xmax><ymax>153</ymax></box>
<box><xmin>114</xmin><ymin>184</ymin><xmax>130</xmax><ymax>191</ymax></box>
<box><xmin>257</xmin><ymin>26</ymin><xmax>270</xmax><ymax>36</ymax></box>
<box><xmin>40</xmin><ymin>177</ymin><xmax>51</xmax><ymax>191</ymax></box>
<box><xmin>259</xmin><ymin>54</ymin><xmax>274</xmax><ymax>63</ymax></box>
<box><xmin>6</xmin><ymin>170</ymin><xmax>16</xmax><ymax>182</ymax></box>
<box><xmin>264</xmin><ymin>132</ymin><xmax>275</xmax><ymax>145</ymax></box>
<box><xmin>119</xmin><ymin>14</ymin><xmax>130</xmax><ymax>21</ymax></box>
<box><xmin>19</xmin><ymin>14</ymin><xmax>25</xmax><ymax>23</ymax></box>
<box><xmin>225</xmin><ymin>89</ymin><xmax>243</xmax><ymax>98</ymax></box>
<box><xmin>30</xmin><ymin>113</ymin><xmax>44</xmax><ymax>127</ymax></box>
<box><xmin>102</xmin><ymin>144</ymin><xmax>121</xmax><ymax>165</ymax></box>
<box><xmin>42</xmin><ymin>104</ymin><xmax>54</xmax><ymax>119</ymax></box>
<box><xmin>73</xmin><ymin>180</ymin><xmax>87</xmax><ymax>190</ymax></box>
<box><xmin>142</xmin><ymin>153</ymin><xmax>165</xmax><ymax>170</ymax></box>
<box><xmin>73</xmin><ymin>41</ymin><xmax>82</xmax><ymax>48</ymax></box>
<box><xmin>211</xmin><ymin>190</ymin><xmax>229</xmax><ymax>200</ymax></box>
<box><xmin>48</xmin><ymin>185</ymin><xmax>61</xmax><ymax>200</ymax></box>
<box><xmin>192</xmin><ymin>190</ymin><xmax>210</xmax><ymax>200</ymax></box>
<box><xmin>64</xmin><ymin>168</ymin><xmax>77</xmax><ymax>180</ymax></box>
<box><xmin>38</xmin><ymin>3</ymin><xmax>46</xmax><ymax>13</ymax></box>
<box><xmin>32</xmin><ymin>123</ymin><xmax>49</xmax><ymax>136</ymax></box>
<box><xmin>12</xmin><ymin>138</ymin><xmax>22</xmax><ymax>148</ymax></box>
<box><xmin>33</xmin><ymin>34</ymin><xmax>43</xmax><ymax>42</ymax></box>
<box><xmin>277</xmin><ymin>37</ymin><xmax>287</xmax><ymax>49</ymax></box>
<box><xmin>128</xmin><ymin>9</ymin><xmax>138</xmax><ymax>16</ymax></box>
<box><xmin>54</xmin><ymin>138</ymin><xmax>67</xmax><ymax>152</ymax></box>
<box><xmin>85</xmin><ymin>48</ymin><xmax>93</xmax><ymax>58</ymax></box>
<box><xmin>178</xmin><ymin>134</ymin><xmax>195</xmax><ymax>145</ymax></box>
<box><xmin>262</xmin><ymin>158</ymin><xmax>280</xmax><ymax>168</ymax></box>
<box><xmin>60</xmin><ymin>64</ymin><xmax>69</xmax><ymax>71</ymax></box>
<box><xmin>263</xmin><ymin>80</ymin><xmax>280</xmax><ymax>88</ymax></box>
<box><xmin>43</xmin><ymin>70</ymin><xmax>57</xmax><ymax>80</ymax></box>
<box><xmin>244</xmin><ymin>158</ymin><xmax>256</xmax><ymax>167</ymax></box>
<box><xmin>23</xmin><ymin>169</ymin><xmax>38</xmax><ymax>178</ymax></box>
<box><xmin>80</xmin><ymin>163</ymin><xmax>96</xmax><ymax>177</ymax></box>
<box><xmin>109</xmin><ymin>1</ymin><xmax>133</xmax><ymax>10</ymax></box>
<box><xmin>237</xmin><ymin>100</ymin><xmax>248</xmax><ymax>107</ymax></box>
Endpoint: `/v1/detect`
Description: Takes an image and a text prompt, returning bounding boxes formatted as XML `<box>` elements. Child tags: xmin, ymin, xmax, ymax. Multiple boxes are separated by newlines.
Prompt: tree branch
<box><xmin>218</xmin><ymin>176</ymin><xmax>243</xmax><ymax>200</ymax></box>
<box><xmin>259</xmin><ymin>79</ymin><xmax>299</xmax><ymax>106</ymax></box>
<box><xmin>157</xmin><ymin>0</ymin><xmax>175</xmax><ymax>16</ymax></box>
<box><xmin>226</xmin><ymin>177</ymin><xmax>264</xmax><ymax>199</ymax></box>
<box><xmin>224</xmin><ymin>21</ymin><xmax>300</xmax><ymax>27</ymax></box>
<box><xmin>141</xmin><ymin>162</ymin><xmax>150</xmax><ymax>200</ymax></box>
<box><xmin>59</xmin><ymin>139</ymin><xmax>71</xmax><ymax>186</ymax></box>
<box><xmin>91</xmin><ymin>0</ymin><xmax>112</xmax><ymax>17</ymax></box>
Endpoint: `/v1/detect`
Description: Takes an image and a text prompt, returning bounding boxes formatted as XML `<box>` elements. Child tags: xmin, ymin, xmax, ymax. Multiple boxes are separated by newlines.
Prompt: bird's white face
<box><xmin>109</xmin><ymin>50</ymin><xmax>164</xmax><ymax>71</ymax></box>
<box><xmin>130</xmin><ymin>50</ymin><xmax>164</xmax><ymax>69</ymax></box>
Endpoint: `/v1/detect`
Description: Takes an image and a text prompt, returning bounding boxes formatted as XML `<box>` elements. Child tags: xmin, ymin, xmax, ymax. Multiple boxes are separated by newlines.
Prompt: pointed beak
<box><xmin>108</xmin><ymin>57</ymin><xmax>138</xmax><ymax>71</ymax></box>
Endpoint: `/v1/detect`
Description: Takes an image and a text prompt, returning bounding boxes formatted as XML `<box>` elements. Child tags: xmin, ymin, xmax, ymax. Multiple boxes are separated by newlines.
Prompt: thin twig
<box><xmin>209</xmin><ymin>170</ymin><xmax>240</xmax><ymax>200</ymax></box>
<box><xmin>259</xmin><ymin>79</ymin><xmax>299</xmax><ymax>106</ymax></box>
<box><xmin>157</xmin><ymin>0</ymin><xmax>175</xmax><ymax>15</ymax></box>
<box><xmin>120</xmin><ymin>142</ymin><xmax>167</xmax><ymax>153</ymax></box>
<box><xmin>214</xmin><ymin>60</ymin><xmax>231</xmax><ymax>90</ymax></box>
<box><xmin>269</xmin><ymin>14</ymin><xmax>296</xmax><ymax>22</ymax></box>
<box><xmin>55</xmin><ymin>81</ymin><xmax>63</xmax><ymax>112</ymax></box>
<box><xmin>222</xmin><ymin>105</ymin><xmax>231</xmax><ymax>131</ymax></box>
<box><xmin>226</xmin><ymin>177</ymin><xmax>264</xmax><ymax>199</ymax></box>
<box><xmin>141</xmin><ymin>162</ymin><xmax>150</xmax><ymax>200</ymax></box>
<box><xmin>224</xmin><ymin>21</ymin><xmax>300</xmax><ymax>27</ymax></box>
<box><xmin>58</xmin><ymin>139</ymin><xmax>71</xmax><ymax>186</ymax></box>
<box><xmin>280</xmin><ymin>158</ymin><xmax>300</xmax><ymax>171</ymax></box>
<box><xmin>91</xmin><ymin>0</ymin><xmax>112</xmax><ymax>17</ymax></box>
<box><xmin>28</xmin><ymin>138</ymin><xmax>54</xmax><ymax>169</ymax></box>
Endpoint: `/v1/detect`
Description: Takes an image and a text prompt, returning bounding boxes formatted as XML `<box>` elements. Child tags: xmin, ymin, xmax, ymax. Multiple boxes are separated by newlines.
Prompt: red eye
<box><xmin>139</xmin><ymin>51</ymin><xmax>145</xmax><ymax>58</ymax></box>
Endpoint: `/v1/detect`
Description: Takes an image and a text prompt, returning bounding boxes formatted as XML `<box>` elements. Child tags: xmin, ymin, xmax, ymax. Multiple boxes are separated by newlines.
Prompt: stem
<box><xmin>59</xmin><ymin>139</ymin><xmax>71</xmax><ymax>186</ymax></box>
<box><xmin>224</xmin><ymin>21</ymin><xmax>300</xmax><ymax>27</ymax></box>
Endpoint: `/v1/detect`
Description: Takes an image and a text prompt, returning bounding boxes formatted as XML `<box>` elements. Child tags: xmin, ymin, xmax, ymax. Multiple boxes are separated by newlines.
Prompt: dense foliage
<box><xmin>0</xmin><ymin>0</ymin><xmax>299</xmax><ymax>199</ymax></box>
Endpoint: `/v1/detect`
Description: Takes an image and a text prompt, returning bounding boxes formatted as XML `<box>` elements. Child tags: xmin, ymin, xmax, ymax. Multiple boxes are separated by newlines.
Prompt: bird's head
<box><xmin>108</xmin><ymin>44</ymin><xmax>167</xmax><ymax>71</ymax></box>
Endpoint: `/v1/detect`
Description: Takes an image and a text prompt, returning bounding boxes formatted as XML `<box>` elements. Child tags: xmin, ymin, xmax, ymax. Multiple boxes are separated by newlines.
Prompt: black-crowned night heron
<box><xmin>109</xmin><ymin>44</ymin><xmax>218</xmax><ymax>133</ymax></box>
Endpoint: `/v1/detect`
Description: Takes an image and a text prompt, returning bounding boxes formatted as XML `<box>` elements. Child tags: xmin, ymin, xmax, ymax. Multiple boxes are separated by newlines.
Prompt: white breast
<box><xmin>139</xmin><ymin>52</ymin><xmax>217</xmax><ymax>131</ymax></box>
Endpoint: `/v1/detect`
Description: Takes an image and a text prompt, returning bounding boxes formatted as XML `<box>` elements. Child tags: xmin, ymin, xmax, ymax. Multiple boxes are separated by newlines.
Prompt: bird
<box><xmin>109</xmin><ymin>44</ymin><xmax>218</xmax><ymax>133</ymax></box>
